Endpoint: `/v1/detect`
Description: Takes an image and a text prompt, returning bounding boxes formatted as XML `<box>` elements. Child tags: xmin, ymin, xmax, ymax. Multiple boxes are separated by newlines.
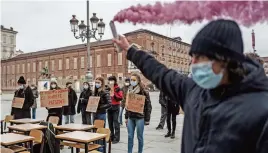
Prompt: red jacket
<box><xmin>111</xmin><ymin>84</ymin><xmax>123</xmax><ymax>105</ymax></box>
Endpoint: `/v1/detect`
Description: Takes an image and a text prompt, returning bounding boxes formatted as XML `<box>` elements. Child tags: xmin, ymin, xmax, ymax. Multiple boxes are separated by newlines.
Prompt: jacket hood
<box><xmin>238</xmin><ymin>58</ymin><xmax>268</xmax><ymax>92</ymax></box>
<box><xmin>213</xmin><ymin>58</ymin><xmax>268</xmax><ymax>97</ymax></box>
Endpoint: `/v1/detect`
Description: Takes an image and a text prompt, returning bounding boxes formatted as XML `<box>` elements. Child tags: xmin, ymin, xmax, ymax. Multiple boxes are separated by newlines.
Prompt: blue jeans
<box><xmin>127</xmin><ymin>118</ymin><xmax>144</xmax><ymax>153</ymax></box>
<box><xmin>31</xmin><ymin>108</ymin><xmax>36</xmax><ymax>119</ymax></box>
<box><xmin>93</xmin><ymin>113</ymin><xmax>107</xmax><ymax>152</ymax></box>
<box><xmin>93</xmin><ymin>113</ymin><xmax>107</xmax><ymax>127</ymax></box>
<box><xmin>64</xmin><ymin>115</ymin><xmax>75</xmax><ymax>124</ymax></box>
<box><xmin>119</xmin><ymin>107</ymin><xmax>124</xmax><ymax>125</ymax></box>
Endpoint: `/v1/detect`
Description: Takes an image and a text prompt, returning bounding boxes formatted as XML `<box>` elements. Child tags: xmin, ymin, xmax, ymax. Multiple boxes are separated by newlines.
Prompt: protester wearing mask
<box><xmin>120</xmin><ymin>78</ymin><xmax>130</xmax><ymax>125</ymax></box>
<box><xmin>63</xmin><ymin>82</ymin><xmax>77</xmax><ymax>124</ymax></box>
<box><xmin>113</xmin><ymin>19</ymin><xmax>268</xmax><ymax>153</ymax></box>
<box><xmin>11</xmin><ymin>76</ymin><xmax>34</xmax><ymax>119</ymax></box>
<box><xmin>77</xmin><ymin>82</ymin><xmax>93</xmax><ymax>124</ymax></box>
<box><xmin>107</xmin><ymin>76</ymin><xmax>123</xmax><ymax>144</ymax></box>
<box><xmin>30</xmin><ymin>84</ymin><xmax>39</xmax><ymax>119</ymax></box>
<box><xmin>46</xmin><ymin>79</ymin><xmax>63</xmax><ymax>125</ymax></box>
<box><xmin>125</xmin><ymin>73</ymin><xmax>152</xmax><ymax>153</ymax></box>
<box><xmin>93</xmin><ymin>77</ymin><xmax>111</xmax><ymax>125</ymax></box>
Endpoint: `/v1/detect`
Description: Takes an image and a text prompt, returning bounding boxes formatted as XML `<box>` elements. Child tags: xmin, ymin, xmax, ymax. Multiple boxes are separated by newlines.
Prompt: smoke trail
<box><xmin>113</xmin><ymin>1</ymin><xmax>268</xmax><ymax>27</ymax></box>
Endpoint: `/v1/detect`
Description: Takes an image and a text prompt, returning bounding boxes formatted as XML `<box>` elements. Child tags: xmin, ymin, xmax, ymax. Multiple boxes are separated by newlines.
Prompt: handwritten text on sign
<box><xmin>40</xmin><ymin>89</ymin><xmax>68</xmax><ymax>108</ymax></box>
<box><xmin>12</xmin><ymin>97</ymin><xmax>25</xmax><ymax>108</ymax></box>
<box><xmin>86</xmin><ymin>96</ymin><xmax>100</xmax><ymax>113</ymax></box>
<box><xmin>126</xmin><ymin>93</ymin><xmax>145</xmax><ymax>114</ymax></box>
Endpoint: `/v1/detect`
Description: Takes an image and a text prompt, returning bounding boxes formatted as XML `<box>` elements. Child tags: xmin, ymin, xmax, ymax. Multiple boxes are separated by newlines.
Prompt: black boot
<box><xmin>156</xmin><ymin>125</ymin><xmax>163</xmax><ymax>130</ymax></box>
<box><xmin>165</xmin><ymin>131</ymin><xmax>171</xmax><ymax>137</ymax></box>
<box><xmin>171</xmin><ymin>131</ymin><xmax>175</xmax><ymax>139</ymax></box>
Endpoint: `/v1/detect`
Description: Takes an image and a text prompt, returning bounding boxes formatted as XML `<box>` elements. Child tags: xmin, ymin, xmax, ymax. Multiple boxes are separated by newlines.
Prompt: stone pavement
<box><xmin>0</xmin><ymin>92</ymin><xmax>184</xmax><ymax>153</ymax></box>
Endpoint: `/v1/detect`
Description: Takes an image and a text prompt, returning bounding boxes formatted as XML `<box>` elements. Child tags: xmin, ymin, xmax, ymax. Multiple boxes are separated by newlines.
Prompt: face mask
<box><xmin>130</xmin><ymin>81</ymin><xmax>138</xmax><ymax>87</ymax></box>
<box><xmin>31</xmin><ymin>87</ymin><xmax>34</xmax><ymax>90</ymax></box>
<box><xmin>125</xmin><ymin>82</ymin><xmax>130</xmax><ymax>86</ymax></box>
<box><xmin>83</xmin><ymin>85</ymin><xmax>89</xmax><ymax>89</ymax></box>
<box><xmin>19</xmin><ymin>85</ymin><xmax>24</xmax><ymax>89</ymax></box>
<box><xmin>95</xmin><ymin>83</ymin><xmax>101</xmax><ymax>89</ymax></box>
<box><xmin>191</xmin><ymin>61</ymin><xmax>223</xmax><ymax>89</ymax></box>
<box><xmin>109</xmin><ymin>81</ymin><xmax>114</xmax><ymax>85</ymax></box>
<box><xmin>68</xmin><ymin>85</ymin><xmax>72</xmax><ymax>88</ymax></box>
<box><xmin>51</xmin><ymin>84</ymin><xmax>56</xmax><ymax>89</ymax></box>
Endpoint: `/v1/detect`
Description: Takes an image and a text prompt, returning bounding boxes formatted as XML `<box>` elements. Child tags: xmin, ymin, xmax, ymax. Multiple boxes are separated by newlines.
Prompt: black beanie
<box><xmin>18</xmin><ymin>76</ymin><xmax>26</xmax><ymax>84</ymax></box>
<box><xmin>189</xmin><ymin>19</ymin><xmax>245</xmax><ymax>62</ymax></box>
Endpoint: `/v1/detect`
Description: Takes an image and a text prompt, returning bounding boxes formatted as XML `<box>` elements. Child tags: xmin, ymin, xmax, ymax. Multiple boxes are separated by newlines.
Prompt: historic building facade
<box><xmin>263</xmin><ymin>56</ymin><xmax>268</xmax><ymax>76</ymax></box>
<box><xmin>1</xmin><ymin>29</ymin><xmax>191</xmax><ymax>91</ymax></box>
<box><xmin>1</xmin><ymin>25</ymin><xmax>22</xmax><ymax>60</ymax></box>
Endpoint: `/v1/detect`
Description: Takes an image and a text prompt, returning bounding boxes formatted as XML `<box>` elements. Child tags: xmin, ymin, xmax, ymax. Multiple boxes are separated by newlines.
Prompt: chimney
<box><xmin>173</xmin><ymin>37</ymin><xmax>182</xmax><ymax>41</ymax></box>
<box><xmin>10</xmin><ymin>27</ymin><xmax>13</xmax><ymax>31</ymax></box>
<box><xmin>1</xmin><ymin>25</ymin><xmax>3</xmax><ymax>29</ymax></box>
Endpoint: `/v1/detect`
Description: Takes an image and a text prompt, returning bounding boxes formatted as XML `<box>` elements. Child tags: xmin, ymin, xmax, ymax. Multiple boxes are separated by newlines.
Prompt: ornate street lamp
<box><xmin>69</xmin><ymin>0</ymin><xmax>105</xmax><ymax>83</ymax></box>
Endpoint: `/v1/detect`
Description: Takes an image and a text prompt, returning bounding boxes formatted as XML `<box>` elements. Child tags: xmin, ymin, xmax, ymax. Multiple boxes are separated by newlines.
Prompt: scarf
<box><xmin>129</xmin><ymin>85</ymin><xmax>141</xmax><ymax>94</ymax></box>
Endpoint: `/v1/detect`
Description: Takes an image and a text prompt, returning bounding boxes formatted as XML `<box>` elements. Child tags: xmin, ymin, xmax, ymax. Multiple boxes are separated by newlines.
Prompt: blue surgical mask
<box><xmin>130</xmin><ymin>81</ymin><xmax>137</xmax><ymax>87</ymax></box>
<box><xmin>19</xmin><ymin>85</ymin><xmax>24</xmax><ymax>89</ymax></box>
<box><xmin>191</xmin><ymin>61</ymin><xmax>223</xmax><ymax>89</ymax></box>
<box><xmin>95</xmin><ymin>83</ymin><xmax>101</xmax><ymax>89</ymax></box>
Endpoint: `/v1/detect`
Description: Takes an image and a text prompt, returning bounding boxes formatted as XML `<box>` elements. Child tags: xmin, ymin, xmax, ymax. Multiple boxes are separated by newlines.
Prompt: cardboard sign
<box><xmin>40</xmin><ymin>89</ymin><xmax>68</xmax><ymax>108</ymax></box>
<box><xmin>126</xmin><ymin>93</ymin><xmax>145</xmax><ymax>114</ymax></box>
<box><xmin>12</xmin><ymin>97</ymin><xmax>25</xmax><ymax>108</ymax></box>
<box><xmin>86</xmin><ymin>96</ymin><xmax>100</xmax><ymax>113</ymax></box>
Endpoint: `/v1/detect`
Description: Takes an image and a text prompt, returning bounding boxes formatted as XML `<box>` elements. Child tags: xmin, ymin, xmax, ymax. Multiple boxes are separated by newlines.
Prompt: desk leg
<box><xmin>1</xmin><ymin>121</ymin><xmax>3</xmax><ymax>134</ymax></box>
<box><xmin>29</xmin><ymin>140</ymin><xmax>33</xmax><ymax>153</ymax></box>
<box><xmin>103</xmin><ymin>138</ymin><xmax>106</xmax><ymax>153</ymax></box>
<box><xmin>84</xmin><ymin>143</ymin><xmax>88</xmax><ymax>153</ymax></box>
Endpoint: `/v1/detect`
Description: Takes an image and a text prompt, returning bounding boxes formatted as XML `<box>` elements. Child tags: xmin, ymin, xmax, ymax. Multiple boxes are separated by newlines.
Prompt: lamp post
<box><xmin>69</xmin><ymin>0</ymin><xmax>105</xmax><ymax>83</ymax></box>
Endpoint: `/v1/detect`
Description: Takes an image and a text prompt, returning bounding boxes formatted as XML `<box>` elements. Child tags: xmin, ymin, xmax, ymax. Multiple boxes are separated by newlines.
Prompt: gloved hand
<box><xmin>145</xmin><ymin>121</ymin><xmax>150</xmax><ymax>126</ymax></box>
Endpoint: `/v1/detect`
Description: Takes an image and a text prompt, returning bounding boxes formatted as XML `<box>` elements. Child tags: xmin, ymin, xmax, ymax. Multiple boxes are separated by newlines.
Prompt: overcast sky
<box><xmin>1</xmin><ymin>0</ymin><xmax>268</xmax><ymax>57</ymax></box>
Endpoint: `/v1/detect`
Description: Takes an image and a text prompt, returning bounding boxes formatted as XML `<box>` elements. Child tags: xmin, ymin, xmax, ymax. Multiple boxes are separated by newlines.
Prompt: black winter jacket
<box><xmin>159</xmin><ymin>91</ymin><xmax>179</xmax><ymax>114</ymax></box>
<box><xmin>63</xmin><ymin>88</ymin><xmax>78</xmax><ymax>115</ymax></box>
<box><xmin>127</xmin><ymin>47</ymin><xmax>268</xmax><ymax>153</ymax></box>
<box><xmin>125</xmin><ymin>89</ymin><xmax>152</xmax><ymax>122</ymax></box>
<box><xmin>11</xmin><ymin>86</ymin><xmax>34</xmax><ymax>119</ymax></box>
<box><xmin>77</xmin><ymin>89</ymin><xmax>93</xmax><ymax>114</ymax></box>
<box><xmin>94</xmin><ymin>89</ymin><xmax>111</xmax><ymax>114</ymax></box>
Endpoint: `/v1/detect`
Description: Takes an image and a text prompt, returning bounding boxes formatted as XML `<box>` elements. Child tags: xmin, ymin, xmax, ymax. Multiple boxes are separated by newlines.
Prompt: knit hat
<box><xmin>189</xmin><ymin>19</ymin><xmax>245</xmax><ymax>62</ymax></box>
<box><xmin>17</xmin><ymin>76</ymin><xmax>26</xmax><ymax>84</ymax></box>
<box><xmin>50</xmin><ymin>78</ymin><xmax>57</xmax><ymax>84</ymax></box>
<box><xmin>125</xmin><ymin>78</ymin><xmax>130</xmax><ymax>82</ymax></box>
<box><xmin>66</xmin><ymin>82</ymin><xmax>72</xmax><ymax>86</ymax></box>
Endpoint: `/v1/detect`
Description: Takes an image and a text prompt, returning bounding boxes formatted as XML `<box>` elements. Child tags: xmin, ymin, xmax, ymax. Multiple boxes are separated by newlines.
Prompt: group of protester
<box><xmin>10</xmin><ymin>19</ymin><xmax>268</xmax><ymax>153</ymax></box>
<box><xmin>11</xmin><ymin>73</ymin><xmax>152</xmax><ymax>153</ymax></box>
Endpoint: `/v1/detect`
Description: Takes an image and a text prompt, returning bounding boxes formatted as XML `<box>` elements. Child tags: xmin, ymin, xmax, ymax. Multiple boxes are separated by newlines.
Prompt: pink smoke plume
<box><xmin>113</xmin><ymin>1</ymin><xmax>268</xmax><ymax>27</ymax></box>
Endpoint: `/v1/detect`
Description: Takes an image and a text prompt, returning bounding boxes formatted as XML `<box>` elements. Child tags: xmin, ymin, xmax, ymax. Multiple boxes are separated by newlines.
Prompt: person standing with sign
<box><xmin>120</xmin><ymin>78</ymin><xmax>130</xmax><ymax>125</ymax></box>
<box><xmin>63</xmin><ymin>82</ymin><xmax>78</xmax><ymax>124</ymax></box>
<box><xmin>77</xmin><ymin>82</ymin><xmax>93</xmax><ymax>124</ymax></box>
<box><xmin>107</xmin><ymin>76</ymin><xmax>123</xmax><ymax>144</ymax></box>
<box><xmin>11</xmin><ymin>76</ymin><xmax>34</xmax><ymax>119</ymax></box>
<box><xmin>30</xmin><ymin>84</ymin><xmax>39</xmax><ymax>119</ymax></box>
<box><xmin>93</xmin><ymin>77</ymin><xmax>111</xmax><ymax>126</ymax></box>
<box><xmin>125</xmin><ymin>73</ymin><xmax>152</xmax><ymax>153</ymax></box>
<box><xmin>46</xmin><ymin>79</ymin><xmax>63</xmax><ymax>125</ymax></box>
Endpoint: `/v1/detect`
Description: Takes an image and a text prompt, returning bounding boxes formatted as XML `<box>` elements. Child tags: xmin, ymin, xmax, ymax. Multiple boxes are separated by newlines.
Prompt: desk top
<box><xmin>55</xmin><ymin>131</ymin><xmax>106</xmax><ymax>143</ymax></box>
<box><xmin>10</xmin><ymin>118</ymin><xmax>43</xmax><ymax>124</ymax></box>
<box><xmin>0</xmin><ymin>133</ymin><xmax>34</xmax><ymax>146</ymax></box>
<box><xmin>8</xmin><ymin>123</ymin><xmax>47</xmax><ymax>132</ymax></box>
<box><xmin>55</xmin><ymin>124</ymin><xmax>95</xmax><ymax>131</ymax></box>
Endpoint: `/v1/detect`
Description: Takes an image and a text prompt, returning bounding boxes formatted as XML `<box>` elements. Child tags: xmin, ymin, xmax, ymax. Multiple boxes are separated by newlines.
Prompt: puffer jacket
<box><xmin>63</xmin><ymin>88</ymin><xmax>77</xmax><ymax>115</ymax></box>
<box><xmin>77</xmin><ymin>88</ymin><xmax>93</xmax><ymax>113</ymax></box>
<box><xmin>125</xmin><ymin>89</ymin><xmax>152</xmax><ymax>122</ymax></box>
<box><xmin>94</xmin><ymin>89</ymin><xmax>111</xmax><ymax>114</ymax></box>
<box><xmin>127</xmin><ymin>46</ymin><xmax>268</xmax><ymax>153</ymax></box>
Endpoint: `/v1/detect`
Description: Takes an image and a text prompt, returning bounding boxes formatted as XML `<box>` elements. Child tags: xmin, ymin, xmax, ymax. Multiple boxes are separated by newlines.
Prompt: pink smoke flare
<box><xmin>113</xmin><ymin>1</ymin><xmax>268</xmax><ymax>27</ymax></box>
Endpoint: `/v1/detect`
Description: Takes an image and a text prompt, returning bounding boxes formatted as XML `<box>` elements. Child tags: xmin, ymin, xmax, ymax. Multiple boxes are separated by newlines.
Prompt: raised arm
<box><xmin>127</xmin><ymin>47</ymin><xmax>195</xmax><ymax>108</ymax></box>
